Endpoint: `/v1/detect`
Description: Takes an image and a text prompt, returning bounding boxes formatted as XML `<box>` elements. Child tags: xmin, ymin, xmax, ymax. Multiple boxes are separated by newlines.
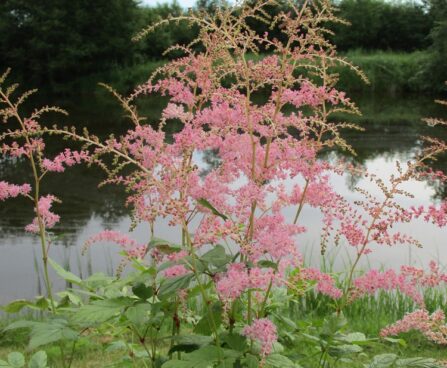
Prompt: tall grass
<box><xmin>335</xmin><ymin>50</ymin><xmax>431</xmax><ymax>94</ymax></box>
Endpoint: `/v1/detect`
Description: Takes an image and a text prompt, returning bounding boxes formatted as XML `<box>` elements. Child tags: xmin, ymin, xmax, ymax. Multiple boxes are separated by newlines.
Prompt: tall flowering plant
<box><xmin>0</xmin><ymin>69</ymin><xmax>88</xmax><ymax>314</ymax></box>
<box><xmin>52</xmin><ymin>0</ymin><xmax>447</xmax><ymax>363</ymax></box>
<box><xmin>2</xmin><ymin>1</ymin><xmax>447</xmax><ymax>367</ymax></box>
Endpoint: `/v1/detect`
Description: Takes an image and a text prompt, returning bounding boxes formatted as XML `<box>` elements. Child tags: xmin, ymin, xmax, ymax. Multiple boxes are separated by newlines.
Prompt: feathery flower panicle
<box><xmin>0</xmin><ymin>181</ymin><xmax>31</xmax><ymax>201</ymax></box>
<box><xmin>381</xmin><ymin>309</ymin><xmax>447</xmax><ymax>345</ymax></box>
<box><xmin>25</xmin><ymin>195</ymin><xmax>60</xmax><ymax>233</ymax></box>
<box><xmin>242</xmin><ymin>318</ymin><xmax>278</xmax><ymax>357</ymax></box>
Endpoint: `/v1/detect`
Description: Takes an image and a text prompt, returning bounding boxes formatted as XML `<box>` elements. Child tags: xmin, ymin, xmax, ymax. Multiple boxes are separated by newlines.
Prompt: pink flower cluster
<box><xmin>83</xmin><ymin>230</ymin><xmax>147</xmax><ymax>259</ymax></box>
<box><xmin>351</xmin><ymin>262</ymin><xmax>447</xmax><ymax>306</ymax></box>
<box><xmin>297</xmin><ymin>268</ymin><xmax>343</xmax><ymax>299</ymax></box>
<box><xmin>242</xmin><ymin>318</ymin><xmax>278</xmax><ymax>356</ymax></box>
<box><xmin>0</xmin><ymin>181</ymin><xmax>31</xmax><ymax>201</ymax></box>
<box><xmin>412</xmin><ymin>202</ymin><xmax>447</xmax><ymax>227</ymax></box>
<box><xmin>216</xmin><ymin>264</ymin><xmax>275</xmax><ymax>301</ymax></box>
<box><xmin>25</xmin><ymin>195</ymin><xmax>60</xmax><ymax>233</ymax></box>
<box><xmin>381</xmin><ymin>309</ymin><xmax>447</xmax><ymax>345</ymax></box>
<box><xmin>42</xmin><ymin>149</ymin><xmax>89</xmax><ymax>172</ymax></box>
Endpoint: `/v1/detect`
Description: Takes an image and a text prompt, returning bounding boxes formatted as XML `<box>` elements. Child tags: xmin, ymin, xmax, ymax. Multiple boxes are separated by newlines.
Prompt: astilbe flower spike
<box><xmin>0</xmin><ymin>68</ymin><xmax>88</xmax><ymax>312</ymax></box>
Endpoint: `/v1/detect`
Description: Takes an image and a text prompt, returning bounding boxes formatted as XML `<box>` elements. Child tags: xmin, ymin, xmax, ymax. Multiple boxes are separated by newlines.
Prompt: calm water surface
<box><xmin>1</xmin><ymin>92</ymin><xmax>447</xmax><ymax>304</ymax></box>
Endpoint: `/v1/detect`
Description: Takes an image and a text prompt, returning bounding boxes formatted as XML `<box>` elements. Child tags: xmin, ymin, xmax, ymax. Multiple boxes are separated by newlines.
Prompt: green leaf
<box><xmin>4</xmin><ymin>320</ymin><xmax>40</xmax><ymax>331</ymax></box>
<box><xmin>28</xmin><ymin>351</ymin><xmax>48</xmax><ymax>368</ymax></box>
<box><xmin>200</xmin><ymin>245</ymin><xmax>231</xmax><ymax>268</ymax></box>
<box><xmin>383</xmin><ymin>337</ymin><xmax>407</xmax><ymax>347</ymax></box>
<box><xmin>2</xmin><ymin>300</ymin><xmax>38</xmax><ymax>313</ymax></box>
<box><xmin>197</xmin><ymin>198</ymin><xmax>228</xmax><ymax>220</ymax></box>
<box><xmin>329</xmin><ymin>344</ymin><xmax>363</xmax><ymax>356</ymax></box>
<box><xmin>48</xmin><ymin>259</ymin><xmax>82</xmax><ymax>285</ymax></box>
<box><xmin>194</xmin><ymin>302</ymin><xmax>222</xmax><ymax>335</ymax></box>
<box><xmin>71</xmin><ymin>297</ymin><xmax>133</xmax><ymax>325</ymax></box>
<box><xmin>396</xmin><ymin>357</ymin><xmax>440</xmax><ymax>368</ymax></box>
<box><xmin>125</xmin><ymin>303</ymin><xmax>151</xmax><ymax>327</ymax></box>
<box><xmin>220</xmin><ymin>332</ymin><xmax>247</xmax><ymax>352</ymax></box>
<box><xmin>7</xmin><ymin>353</ymin><xmax>24</xmax><ymax>368</ymax></box>
<box><xmin>168</xmin><ymin>335</ymin><xmax>214</xmax><ymax>354</ymax></box>
<box><xmin>265</xmin><ymin>354</ymin><xmax>300</xmax><ymax>368</ymax></box>
<box><xmin>83</xmin><ymin>273</ymin><xmax>114</xmax><ymax>289</ymax></box>
<box><xmin>322</xmin><ymin>312</ymin><xmax>348</xmax><ymax>336</ymax></box>
<box><xmin>34</xmin><ymin>297</ymin><xmax>49</xmax><ymax>311</ymax></box>
<box><xmin>341</xmin><ymin>332</ymin><xmax>367</xmax><ymax>343</ymax></box>
<box><xmin>257</xmin><ymin>260</ymin><xmax>278</xmax><ymax>270</ymax></box>
<box><xmin>242</xmin><ymin>354</ymin><xmax>259</xmax><ymax>368</ymax></box>
<box><xmin>184</xmin><ymin>345</ymin><xmax>222</xmax><ymax>362</ymax></box>
<box><xmin>174</xmin><ymin>335</ymin><xmax>214</xmax><ymax>346</ymax></box>
<box><xmin>132</xmin><ymin>283</ymin><xmax>154</xmax><ymax>300</ymax></box>
<box><xmin>56</xmin><ymin>292</ymin><xmax>81</xmax><ymax>306</ymax></box>
<box><xmin>159</xmin><ymin>274</ymin><xmax>193</xmax><ymax>298</ymax></box>
<box><xmin>367</xmin><ymin>354</ymin><xmax>398</xmax><ymax>368</ymax></box>
<box><xmin>148</xmin><ymin>238</ymin><xmax>182</xmax><ymax>254</ymax></box>
<box><xmin>28</xmin><ymin>320</ymin><xmax>78</xmax><ymax>350</ymax></box>
<box><xmin>0</xmin><ymin>359</ymin><xmax>10</xmax><ymax>367</ymax></box>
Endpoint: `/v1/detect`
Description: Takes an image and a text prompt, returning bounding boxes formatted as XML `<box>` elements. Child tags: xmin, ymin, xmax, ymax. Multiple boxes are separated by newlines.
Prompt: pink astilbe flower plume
<box><xmin>381</xmin><ymin>309</ymin><xmax>447</xmax><ymax>345</ymax></box>
<box><xmin>83</xmin><ymin>230</ymin><xmax>147</xmax><ymax>259</ymax></box>
<box><xmin>0</xmin><ymin>181</ymin><xmax>31</xmax><ymax>201</ymax></box>
<box><xmin>242</xmin><ymin>318</ymin><xmax>278</xmax><ymax>357</ymax></box>
<box><xmin>25</xmin><ymin>195</ymin><xmax>60</xmax><ymax>233</ymax></box>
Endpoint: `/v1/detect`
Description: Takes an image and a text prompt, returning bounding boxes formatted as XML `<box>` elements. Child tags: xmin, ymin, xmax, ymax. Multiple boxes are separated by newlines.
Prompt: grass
<box><xmin>335</xmin><ymin>50</ymin><xmax>432</xmax><ymax>94</ymax></box>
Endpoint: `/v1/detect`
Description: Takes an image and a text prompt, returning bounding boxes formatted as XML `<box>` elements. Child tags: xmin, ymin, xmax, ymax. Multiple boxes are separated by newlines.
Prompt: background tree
<box><xmin>0</xmin><ymin>0</ymin><xmax>139</xmax><ymax>91</ymax></box>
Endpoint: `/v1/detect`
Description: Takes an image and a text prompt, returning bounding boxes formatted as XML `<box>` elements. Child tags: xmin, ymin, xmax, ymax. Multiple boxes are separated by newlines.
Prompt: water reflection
<box><xmin>1</xmin><ymin>92</ymin><xmax>447</xmax><ymax>304</ymax></box>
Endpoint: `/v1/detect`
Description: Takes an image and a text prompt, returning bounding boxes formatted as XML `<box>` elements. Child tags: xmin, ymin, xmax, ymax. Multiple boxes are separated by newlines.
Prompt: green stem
<box><xmin>183</xmin><ymin>225</ymin><xmax>222</xmax><ymax>358</ymax></box>
<box><xmin>1</xmin><ymin>91</ymin><xmax>57</xmax><ymax>314</ymax></box>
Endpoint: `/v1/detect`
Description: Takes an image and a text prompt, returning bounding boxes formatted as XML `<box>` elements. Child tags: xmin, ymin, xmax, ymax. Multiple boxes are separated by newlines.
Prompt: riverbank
<box><xmin>54</xmin><ymin>51</ymin><xmax>441</xmax><ymax>100</ymax></box>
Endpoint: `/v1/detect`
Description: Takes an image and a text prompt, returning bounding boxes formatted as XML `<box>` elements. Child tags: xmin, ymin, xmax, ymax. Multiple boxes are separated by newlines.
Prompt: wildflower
<box><xmin>242</xmin><ymin>318</ymin><xmax>278</xmax><ymax>357</ymax></box>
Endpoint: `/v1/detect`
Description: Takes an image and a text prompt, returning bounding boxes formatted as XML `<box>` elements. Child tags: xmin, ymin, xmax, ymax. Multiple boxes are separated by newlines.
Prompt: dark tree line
<box><xmin>0</xmin><ymin>0</ymin><xmax>445</xmax><ymax>92</ymax></box>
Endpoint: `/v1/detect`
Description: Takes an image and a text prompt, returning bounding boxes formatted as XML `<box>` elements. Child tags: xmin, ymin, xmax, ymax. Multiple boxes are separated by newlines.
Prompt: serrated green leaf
<box><xmin>28</xmin><ymin>351</ymin><xmax>48</xmax><ymax>368</ymax></box>
<box><xmin>396</xmin><ymin>357</ymin><xmax>440</xmax><ymax>368</ymax></box>
<box><xmin>159</xmin><ymin>274</ymin><xmax>193</xmax><ymax>298</ymax></box>
<box><xmin>200</xmin><ymin>245</ymin><xmax>231</xmax><ymax>268</ymax></box>
<box><xmin>125</xmin><ymin>303</ymin><xmax>151</xmax><ymax>327</ymax></box>
<box><xmin>48</xmin><ymin>259</ymin><xmax>82</xmax><ymax>285</ymax></box>
<box><xmin>220</xmin><ymin>332</ymin><xmax>247</xmax><ymax>352</ymax></box>
<box><xmin>132</xmin><ymin>283</ymin><xmax>153</xmax><ymax>300</ymax></box>
<box><xmin>265</xmin><ymin>353</ymin><xmax>299</xmax><ymax>368</ymax></box>
<box><xmin>242</xmin><ymin>354</ymin><xmax>259</xmax><ymax>368</ymax></box>
<box><xmin>4</xmin><ymin>320</ymin><xmax>40</xmax><ymax>331</ymax></box>
<box><xmin>197</xmin><ymin>198</ymin><xmax>228</xmax><ymax>220</ymax></box>
<box><xmin>71</xmin><ymin>297</ymin><xmax>133</xmax><ymax>325</ymax></box>
<box><xmin>28</xmin><ymin>320</ymin><xmax>78</xmax><ymax>350</ymax></box>
<box><xmin>148</xmin><ymin>238</ymin><xmax>182</xmax><ymax>254</ymax></box>
<box><xmin>367</xmin><ymin>354</ymin><xmax>398</xmax><ymax>368</ymax></box>
<box><xmin>342</xmin><ymin>332</ymin><xmax>367</xmax><ymax>343</ymax></box>
<box><xmin>329</xmin><ymin>344</ymin><xmax>363</xmax><ymax>356</ymax></box>
<box><xmin>2</xmin><ymin>300</ymin><xmax>37</xmax><ymax>313</ymax></box>
<box><xmin>7</xmin><ymin>353</ymin><xmax>24</xmax><ymax>368</ymax></box>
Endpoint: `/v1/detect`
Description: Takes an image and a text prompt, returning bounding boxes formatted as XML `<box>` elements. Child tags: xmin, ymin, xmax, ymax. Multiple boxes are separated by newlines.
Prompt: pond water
<box><xmin>1</xmin><ymin>91</ymin><xmax>447</xmax><ymax>304</ymax></box>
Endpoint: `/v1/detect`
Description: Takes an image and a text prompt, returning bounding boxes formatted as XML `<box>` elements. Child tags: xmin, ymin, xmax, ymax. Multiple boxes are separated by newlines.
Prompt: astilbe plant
<box><xmin>2</xmin><ymin>1</ymin><xmax>447</xmax><ymax>367</ymax></box>
<box><xmin>51</xmin><ymin>0</ymin><xmax>447</xmax><ymax>363</ymax></box>
<box><xmin>0</xmin><ymin>69</ymin><xmax>89</xmax><ymax>314</ymax></box>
